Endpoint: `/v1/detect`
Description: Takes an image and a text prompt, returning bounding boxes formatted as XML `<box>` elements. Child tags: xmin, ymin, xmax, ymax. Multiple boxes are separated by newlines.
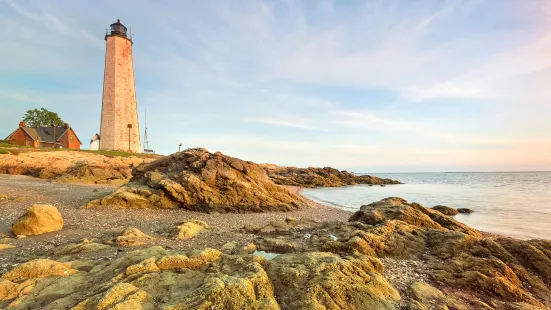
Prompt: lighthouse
<box><xmin>99</xmin><ymin>19</ymin><xmax>141</xmax><ymax>153</ymax></box>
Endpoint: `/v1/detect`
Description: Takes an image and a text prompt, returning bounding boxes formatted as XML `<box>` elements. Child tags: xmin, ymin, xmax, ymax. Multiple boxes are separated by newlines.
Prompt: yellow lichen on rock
<box><xmin>73</xmin><ymin>283</ymin><xmax>150</xmax><ymax>310</ymax></box>
<box><xmin>156</xmin><ymin>255</ymin><xmax>204</xmax><ymax>270</ymax></box>
<box><xmin>0</xmin><ymin>279</ymin><xmax>18</xmax><ymax>301</ymax></box>
<box><xmin>125</xmin><ymin>258</ymin><xmax>160</xmax><ymax>276</ymax></box>
<box><xmin>267</xmin><ymin>252</ymin><xmax>400</xmax><ymax>310</ymax></box>
<box><xmin>171</xmin><ymin>220</ymin><xmax>208</xmax><ymax>240</ymax></box>
<box><xmin>0</xmin><ymin>244</ymin><xmax>15</xmax><ymax>251</ymax></box>
<box><xmin>188</xmin><ymin>248</ymin><xmax>223</xmax><ymax>263</ymax></box>
<box><xmin>11</xmin><ymin>205</ymin><xmax>64</xmax><ymax>236</ymax></box>
<box><xmin>111</xmin><ymin>227</ymin><xmax>154</xmax><ymax>247</ymax></box>
<box><xmin>2</xmin><ymin>259</ymin><xmax>77</xmax><ymax>282</ymax></box>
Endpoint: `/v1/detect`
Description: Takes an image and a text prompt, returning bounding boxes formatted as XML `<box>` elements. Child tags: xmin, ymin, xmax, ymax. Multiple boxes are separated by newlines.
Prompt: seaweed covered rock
<box><xmin>86</xmin><ymin>148</ymin><xmax>308</xmax><ymax>212</ymax></box>
<box><xmin>263</xmin><ymin>165</ymin><xmax>401</xmax><ymax>188</ymax></box>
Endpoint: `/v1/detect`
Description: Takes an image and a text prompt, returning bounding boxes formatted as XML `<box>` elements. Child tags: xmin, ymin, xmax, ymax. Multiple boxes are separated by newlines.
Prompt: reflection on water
<box><xmin>302</xmin><ymin>172</ymin><xmax>551</xmax><ymax>240</ymax></box>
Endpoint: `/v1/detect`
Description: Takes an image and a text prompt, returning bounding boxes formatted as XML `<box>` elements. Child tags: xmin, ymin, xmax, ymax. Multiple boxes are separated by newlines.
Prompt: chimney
<box><xmin>19</xmin><ymin>121</ymin><xmax>26</xmax><ymax>127</ymax></box>
<box><xmin>63</xmin><ymin>123</ymin><xmax>69</xmax><ymax>129</ymax></box>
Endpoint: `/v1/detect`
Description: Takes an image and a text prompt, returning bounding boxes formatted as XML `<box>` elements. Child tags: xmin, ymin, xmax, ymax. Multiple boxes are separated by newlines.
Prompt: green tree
<box><xmin>22</xmin><ymin>108</ymin><xmax>64</xmax><ymax>127</ymax></box>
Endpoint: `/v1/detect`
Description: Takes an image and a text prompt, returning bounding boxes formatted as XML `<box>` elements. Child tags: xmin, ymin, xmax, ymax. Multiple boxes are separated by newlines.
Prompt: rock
<box><xmin>410</xmin><ymin>281</ymin><xmax>456</xmax><ymax>308</ymax></box>
<box><xmin>432</xmin><ymin>205</ymin><xmax>459</xmax><ymax>216</ymax></box>
<box><xmin>349</xmin><ymin>198</ymin><xmax>480</xmax><ymax>237</ymax></box>
<box><xmin>457</xmin><ymin>208</ymin><xmax>473</xmax><ymax>214</ymax></box>
<box><xmin>171</xmin><ymin>220</ymin><xmax>208</xmax><ymax>240</ymax></box>
<box><xmin>11</xmin><ymin>205</ymin><xmax>64</xmax><ymax>236</ymax></box>
<box><xmin>0</xmin><ymin>244</ymin><xmax>15</xmax><ymax>251</ymax></box>
<box><xmin>52</xmin><ymin>240</ymin><xmax>110</xmax><ymax>256</ymax></box>
<box><xmin>2</xmin><ymin>259</ymin><xmax>77</xmax><ymax>282</ymax></box>
<box><xmin>1</xmin><ymin>247</ymin><xmax>279</xmax><ymax>309</ymax></box>
<box><xmin>72</xmin><ymin>283</ymin><xmax>150</xmax><ymax>310</ymax></box>
<box><xmin>267</xmin><ymin>252</ymin><xmax>401</xmax><ymax>309</ymax></box>
<box><xmin>221</xmin><ymin>241</ymin><xmax>238</xmax><ymax>251</ymax></box>
<box><xmin>257</xmin><ymin>237</ymin><xmax>298</xmax><ymax>253</ymax></box>
<box><xmin>241</xmin><ymin>198</ymin><xmax>551</xmax><ymax>309</ymax></box>
<box><xmin>87</xmin><ymin>148</ymin><xmax>308</xmax><ymax>212</ymax></box>
<box><xmin>109</xmin><ymin>228</ymin><xmax>154</xmax><ymax>247</ymax></box>
<box><xmin>0</xmin><ymin>278</ymin><xmax>19</xmax><ymax>301</ymax></box>
<box><xmin>243</xmin><ymin>243</ymin><xmax>257</xmax><ymax>253</ymax></box>
<box><xmin>262</xmin><ymin>165</ymin><xmax>401</xmax><ymax>188</ymax></box>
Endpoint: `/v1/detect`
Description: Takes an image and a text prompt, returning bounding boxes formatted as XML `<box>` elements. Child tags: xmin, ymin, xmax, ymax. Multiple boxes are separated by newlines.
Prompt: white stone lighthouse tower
<box><xmin>99</xmin><ymin>19</ymin><xmax>141</xmax><ymax>153</ymax></box>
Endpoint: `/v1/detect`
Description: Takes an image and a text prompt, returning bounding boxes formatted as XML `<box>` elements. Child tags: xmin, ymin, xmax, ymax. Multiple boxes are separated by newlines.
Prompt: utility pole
<box><xmin>52</xmin><ymin>123</ymin><xmax>56</xmax><ymax>148</ymax></box>
<box><xmin>127</xmin><ymin>124</ymin><xmax>133</xmax><ymax>152</ymax></box>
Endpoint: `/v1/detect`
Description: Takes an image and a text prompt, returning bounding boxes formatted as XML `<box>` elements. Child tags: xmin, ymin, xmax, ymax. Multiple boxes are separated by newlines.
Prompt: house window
<box><xmin>70</xmin><ymin>136</ymin><xmax>74</xmax><ymax>142</ymax></box>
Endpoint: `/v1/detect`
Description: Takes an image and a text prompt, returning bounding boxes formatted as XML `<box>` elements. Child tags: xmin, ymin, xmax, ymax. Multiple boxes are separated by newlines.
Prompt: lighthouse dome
<box><xmin>109</xmin><ymin>19</ymin><xmax>127</xmax><ymax>37</ymax></box>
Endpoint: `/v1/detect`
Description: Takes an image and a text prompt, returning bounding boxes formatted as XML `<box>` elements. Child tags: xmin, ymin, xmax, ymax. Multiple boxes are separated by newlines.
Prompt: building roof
<box><xmin>7</xmin><ymin>126</ymin><xmax>83</xmax><ymax>145</ymax></box>
<box><xmin>21</xmin><ymin>126</ymin><xmax>67</xmax><ymax>143</ymax></box>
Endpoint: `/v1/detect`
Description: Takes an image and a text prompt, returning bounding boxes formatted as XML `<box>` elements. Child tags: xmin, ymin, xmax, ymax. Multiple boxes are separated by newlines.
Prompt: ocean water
<box><xmin>301</xmin><ymin>172</ymin><xmax>551</xmax><ymax>240</ymax></box>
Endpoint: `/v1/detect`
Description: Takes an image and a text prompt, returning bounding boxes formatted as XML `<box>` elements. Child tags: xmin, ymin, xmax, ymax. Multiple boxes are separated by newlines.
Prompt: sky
<box><xmin>1</xmin><ymin>0</ymin><xmax>550</xmax><ymax>172</ymax></box>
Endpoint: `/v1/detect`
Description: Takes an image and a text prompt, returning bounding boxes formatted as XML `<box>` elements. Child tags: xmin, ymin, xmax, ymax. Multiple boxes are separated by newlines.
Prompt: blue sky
<box><xmin>1</xmin><ymin>0</ymin><xmax>550</xmax><ymax>172</ymax></box>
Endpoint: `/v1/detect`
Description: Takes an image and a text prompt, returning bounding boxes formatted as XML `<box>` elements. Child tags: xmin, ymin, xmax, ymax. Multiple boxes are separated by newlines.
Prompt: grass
<box><xmin>0</xmin><ymin>141</ymin><xmax>17</xmax><ymax>148</ymax></box>
<box><xmin>0</xmin><ymin>148</ymin><xmax>9</xmax><ymax>154</ymax></box>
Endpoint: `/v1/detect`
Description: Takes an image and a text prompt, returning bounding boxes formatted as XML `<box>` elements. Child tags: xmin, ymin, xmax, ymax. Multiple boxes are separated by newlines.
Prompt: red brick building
<box><xmin>5</xmin><ymin>121</ymin><xmax>82</xmax><ymax>149</ymax></box>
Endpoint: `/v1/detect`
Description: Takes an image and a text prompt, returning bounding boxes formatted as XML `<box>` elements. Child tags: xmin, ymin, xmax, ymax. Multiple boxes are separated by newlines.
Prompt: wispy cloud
<box><xmin>4</xmin><ymin>0</ymin><xmax>102</xmax><ymax>48</ymax></box>
<box><xmin>243</xmin><ymin>117</ymin><xmax>316</xmax><ymax>130</ymax></box>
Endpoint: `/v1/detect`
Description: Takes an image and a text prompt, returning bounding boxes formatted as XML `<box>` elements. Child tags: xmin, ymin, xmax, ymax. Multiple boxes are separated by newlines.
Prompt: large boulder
<box><xmin>87</xmin><ymin>148</ymin><xmax>308</xmax><ymax>212</ymax></box>
<box><xmin>12</xmin><ymin>205</ymin><xmax>64</xmax><ymax>236</ymax></box>
<box><xmin>263</xmin><ymin>165</ymin><xmax>401</xmax><ymax>188</ymax></box>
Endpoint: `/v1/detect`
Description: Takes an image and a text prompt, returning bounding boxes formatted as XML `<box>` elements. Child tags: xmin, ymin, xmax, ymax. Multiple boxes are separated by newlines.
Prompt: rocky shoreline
<box><xmin>1</xmin><ymin>149</ymin><xmax>550</xmax><ymax>309</ymax></box>
<box><xmin>0</xmin><ymin>150</ymin><xmax>157</xmax><ymax>185</ymax></box>
<box><xmin>262</xmin><ymin>164</ymin><xmax>401</xmax><ymax>188</ymax></box>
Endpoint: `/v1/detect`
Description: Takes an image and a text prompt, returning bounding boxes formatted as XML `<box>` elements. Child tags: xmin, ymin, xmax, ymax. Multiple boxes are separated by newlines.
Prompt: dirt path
<box><xmin>0</xmin><ymin>175</ymin><xmax>352</xmax><ymax>272</ymax></box>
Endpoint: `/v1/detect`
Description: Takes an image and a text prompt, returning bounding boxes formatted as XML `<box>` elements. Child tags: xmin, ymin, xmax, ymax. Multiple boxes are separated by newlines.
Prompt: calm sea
<box><xmin>302</xmin><ymin>172</ymin><xmax>551</xmax><ymax>240</ymax></box>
